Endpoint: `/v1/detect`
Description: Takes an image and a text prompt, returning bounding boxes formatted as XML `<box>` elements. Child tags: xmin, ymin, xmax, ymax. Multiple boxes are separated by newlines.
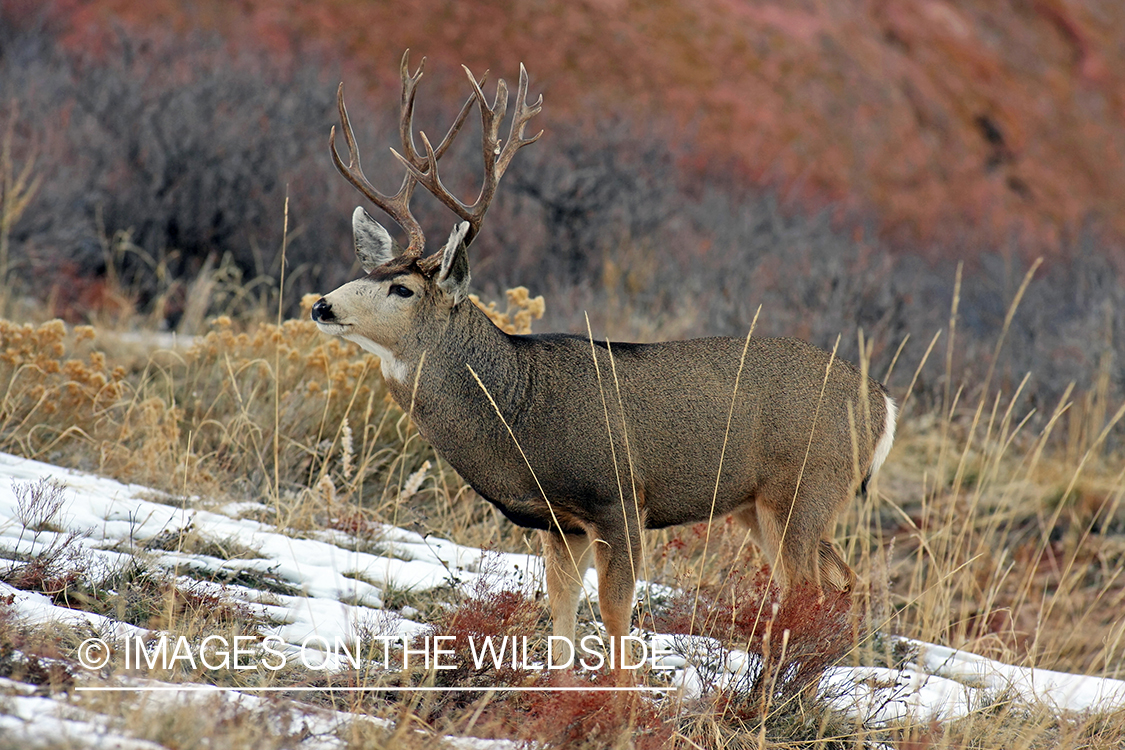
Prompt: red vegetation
<box><xmin>509</xmin><ymin>681</ymin><xmax>672</xmax><ymax>749</ymax></box>
<box><xmin>423</xmin><ymin>585</ymin><xmax>542</xmax><ymax>691</ymax></box>
<box><xmin>402</xmin><ymin>566</ymin><xmax>672</xmax><ymax>746</ymax></box>
<box><xmin>35</xmin><ymin>0</ymin><xmax>1125</xmax><ymax>254</ymax></box>
<box><xmin>650</xmin><ymin>568</ymin><xmax>858</xmax><ymax>704</ymax></box>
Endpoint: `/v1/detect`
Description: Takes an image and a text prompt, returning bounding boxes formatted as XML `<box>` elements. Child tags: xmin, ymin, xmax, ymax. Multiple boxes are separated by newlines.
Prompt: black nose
<box><xmin>311</xmin><ymin>298</ymin><xmax>335</xmax><ymax>323</ymax></box>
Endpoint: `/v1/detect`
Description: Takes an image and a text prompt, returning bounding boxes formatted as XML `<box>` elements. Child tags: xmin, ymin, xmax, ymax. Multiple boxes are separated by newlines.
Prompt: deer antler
<box><xmin>397</xmin><ymin>62</ymin><xmax>543</xmax><ymax>270</ymax></box>
<box><xmin>330</xmin><ymin>50</ymin><xmax>479</xmax><ymax>261</ymax></box>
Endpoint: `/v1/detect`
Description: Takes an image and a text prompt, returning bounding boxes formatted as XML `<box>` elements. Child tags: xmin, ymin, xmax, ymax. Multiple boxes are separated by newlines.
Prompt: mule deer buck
<box><xmin>312</xmin><ymin>52</ymin><xmax>897</xmax><ymax>672</ymax></box>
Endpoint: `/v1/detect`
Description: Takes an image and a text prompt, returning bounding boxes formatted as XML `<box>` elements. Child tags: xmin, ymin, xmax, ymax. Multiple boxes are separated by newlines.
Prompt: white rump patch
<box><xmin>345</xmin><ymin>334</ymin><xmax>410</xmax><ymax>383</ymax></box>
<box><xmin>870</xmin><ymin>393</ymin><xmax>897</xmax><ymax>477</ymax></box>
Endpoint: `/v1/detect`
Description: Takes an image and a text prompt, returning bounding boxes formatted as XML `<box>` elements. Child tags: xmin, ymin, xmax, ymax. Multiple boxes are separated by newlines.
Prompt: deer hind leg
<box><xmin>756</xmin><ymin>481</ymin><xmax>854</xmax><ymax>594</ymax></box>
<box><xmin>541</xmin><ymin>530</ymin><xmax>593</xmax><ymax>667</ymax></box>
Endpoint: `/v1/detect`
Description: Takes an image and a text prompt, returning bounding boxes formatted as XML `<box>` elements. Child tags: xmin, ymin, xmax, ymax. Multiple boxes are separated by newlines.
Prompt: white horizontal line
<box><xmin>75</xmin><ymin>685</ymin><xmax>665</xmax><ymax>693</ymax></box>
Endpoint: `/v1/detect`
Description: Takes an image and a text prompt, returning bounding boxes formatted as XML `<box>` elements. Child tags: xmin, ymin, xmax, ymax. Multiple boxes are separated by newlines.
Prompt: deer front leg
<box><xmin>541</xmin><ymin>530</ymin><xmax>593</xmax><ymax>667</ymax></box>
<box><xmin>591</xmin><ymin>523</ymin><xmax>642</xmax><ymax>681</ymax></box>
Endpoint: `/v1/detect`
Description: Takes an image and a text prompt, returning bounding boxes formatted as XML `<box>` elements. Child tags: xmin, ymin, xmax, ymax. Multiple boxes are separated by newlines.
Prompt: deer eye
<box><xmin>389</xmin><ymin>284</ymin><xmax>414</xmax><ymax>299</ymax></box>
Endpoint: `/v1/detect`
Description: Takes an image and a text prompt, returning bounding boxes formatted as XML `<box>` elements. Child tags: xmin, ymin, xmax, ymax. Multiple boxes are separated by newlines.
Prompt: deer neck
<box><xmin>384</xmin><ymin>301</ymin><xmax>527</xmax><ymax>442</ymax></box>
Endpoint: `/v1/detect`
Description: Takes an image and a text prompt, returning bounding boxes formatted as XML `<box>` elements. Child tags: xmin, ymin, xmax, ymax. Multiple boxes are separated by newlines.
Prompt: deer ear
<box><xmin>352</xmin><ymin>207</ymin><xmax>397</xmax><ymax>272</ymax></box>
<box><xmin>436</xmin><ymin>222</ymin><xmax>471</xmax><ymax>304</ymax></box>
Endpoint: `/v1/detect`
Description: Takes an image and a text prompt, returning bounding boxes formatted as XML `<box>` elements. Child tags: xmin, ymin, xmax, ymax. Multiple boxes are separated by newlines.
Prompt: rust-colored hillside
<box><xmin>51</xmin><ymin>0</ymin><xmax>1125</xmax><ymax>255</ymax></box>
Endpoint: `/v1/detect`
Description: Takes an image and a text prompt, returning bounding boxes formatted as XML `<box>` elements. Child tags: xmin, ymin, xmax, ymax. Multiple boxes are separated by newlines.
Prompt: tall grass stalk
<box><xmin>0</xmin><ymin>103</ymin><xmax>42</xmax><ymax>317</ymax></box>
<box><xmin>273</xmin><ymin>193</ymin><xmax>289</xmax><ymax>518</ymax></box>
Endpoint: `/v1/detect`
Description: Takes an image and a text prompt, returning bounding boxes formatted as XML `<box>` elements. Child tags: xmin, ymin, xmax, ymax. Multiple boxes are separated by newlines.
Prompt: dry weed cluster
<box><xmin>0</xmin><ymin>318</ymin><xmax>175</xmax><ymax>477</ymax></box>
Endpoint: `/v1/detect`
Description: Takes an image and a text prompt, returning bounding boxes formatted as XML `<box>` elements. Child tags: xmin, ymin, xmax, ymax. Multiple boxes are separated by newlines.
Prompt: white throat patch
<box><xmin>344</xmin><ymin>334</ymin><xmax>411</xmax><ymax>383</ymax></box>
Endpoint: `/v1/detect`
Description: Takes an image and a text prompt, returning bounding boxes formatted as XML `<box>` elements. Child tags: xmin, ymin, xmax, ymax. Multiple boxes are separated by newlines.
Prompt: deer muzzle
<box><xmin>310</xmin><ymin>298</ymin><xmax>336</xmax><ymax>323</ymax></box>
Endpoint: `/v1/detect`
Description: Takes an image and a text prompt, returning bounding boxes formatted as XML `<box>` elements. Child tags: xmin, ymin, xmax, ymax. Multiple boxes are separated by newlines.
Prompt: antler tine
<box><xmin>330</xmin><ymin>82</ymin><xmax>425</xmax><ymax>258</ymax></box>
<box><xmin>399</xmin><ymin>50</ymin><xmax>484</xmax><ymax>168</ymax></box>
<box><xmin>461</xmin><ymin>64</ymin><xmax>499</xmax><ymax>141</ymax></box>
<box><xmin>397</xmin><ymin>51</ymin><xmax>426</xmax><ymax>168</ymax></box>
<box><xmin>395</xmin><ymin>62</ymin><xmax>542</xmax><ymax>249</ymax></box>
<box><xmin>497</xmin><ymin>63</ymin><xmax>544</xmax><ymax>176</ymax></box>
<box><xmin>432</xmin><ymin>80</ymin><xmax>483</xmax><ymax>161</ymax></box>
<box><xmin>486</xmin><ymin>77</ymin><xmax>510</xmax><ymax>153</ymax></box>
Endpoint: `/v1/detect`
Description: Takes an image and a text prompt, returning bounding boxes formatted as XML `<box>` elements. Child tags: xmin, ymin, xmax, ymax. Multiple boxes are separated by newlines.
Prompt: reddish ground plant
<box><xmin>2</xmin><ymin>552</ymin><xmax>84</xmax><ymax>604</ymax></box>
<box><xmin>380</xmin><ymin>557</ymin><xmax>547</xmax><ymax>724</ymax></box>
<box><xmin>1</xmin><ymin>478</ymin><xmax>89</xmax><ymax>604</ymax></box>
<box><xmin>389</xmin><ymin>559</ymin><xmax>675</xmax><ymax>746</ymax></box>
<box><xmin>504</xmin><ymin>680</ymin><xmax>673</xmax><ymax>749</ymax></box>
<box><xmin>425</xmin><ymin>586</ymin><xmax>543</xmax><ymax>689</ymax></box>
<box><xmin>0</xmin><ymin>591</ymin><xmax>78</xmax><ymax>690</ymax></box>
<box><xmin>650</xmin><ymin>567</ymin><xmax>858</xmax><ymax>710</ymax></box>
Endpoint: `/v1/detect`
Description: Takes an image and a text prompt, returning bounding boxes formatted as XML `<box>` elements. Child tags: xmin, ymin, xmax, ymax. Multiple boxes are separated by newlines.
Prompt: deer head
<box><xmin>311</xmin><ymin>52</ymin><xmax>541</xmax><ymax>383</ymax></box>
